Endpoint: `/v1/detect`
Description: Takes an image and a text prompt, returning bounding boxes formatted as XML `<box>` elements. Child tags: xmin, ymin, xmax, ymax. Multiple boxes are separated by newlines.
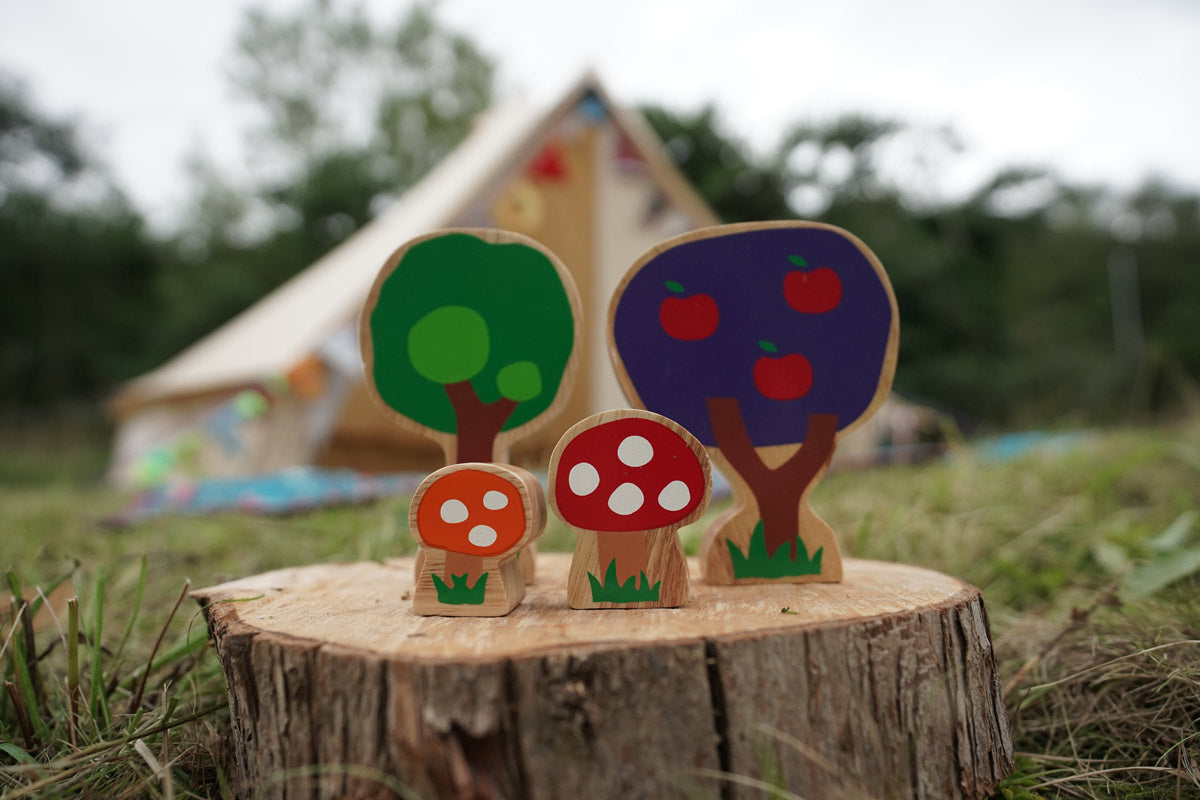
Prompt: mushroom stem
<box><xmin>597</xmin><ymin>531</ymin><xmax>648</xmax><ymax>587</ymax></box>
<box><xmin>444</xmin><ymin>550</ymin><xmax>485</xmax><ymax>587</ymax></box>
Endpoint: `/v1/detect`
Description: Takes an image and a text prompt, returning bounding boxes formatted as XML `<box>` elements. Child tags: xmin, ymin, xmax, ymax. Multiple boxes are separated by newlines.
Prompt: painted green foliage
<box><xmin>431</xmin><ymin>571</ymin><xmax>489</xmax><ymax>605</ymax></box>
<box><xmin>587</xmin><ymin>561</ymin><xmax>662</xmax><ymax>603</ymax></box>
<box><xmin>728</xmin><ymin>521</ymin><xmax>823</xmax><ymax>579</ymax></box>
<box><xmin>367</xmin><ymin>233</ymin><xmax>575</xmax><ymax>452</ymax></box>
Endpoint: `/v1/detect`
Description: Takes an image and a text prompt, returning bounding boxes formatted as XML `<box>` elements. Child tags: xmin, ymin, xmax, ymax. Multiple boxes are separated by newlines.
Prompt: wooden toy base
<box><xmin>193</xmin><ymin>555</ymin><xmax>1012</xmax><ymax>800</ymax></box>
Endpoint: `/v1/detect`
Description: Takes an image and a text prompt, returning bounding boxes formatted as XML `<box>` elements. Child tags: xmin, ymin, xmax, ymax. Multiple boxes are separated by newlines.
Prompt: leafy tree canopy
<box><xmin>157</xmin><ymin>0</ymin><xmax>495</xmax><ymax>364</ymax></box>
<box><xmin>0</xmin><ymin>76</ymin><xmax>161</xmax><ymax>408</ymax></box>
<box><xmin>365</xmin><ymin>233</ymin><xmax>576</xmax><ymax>449</ymax></box>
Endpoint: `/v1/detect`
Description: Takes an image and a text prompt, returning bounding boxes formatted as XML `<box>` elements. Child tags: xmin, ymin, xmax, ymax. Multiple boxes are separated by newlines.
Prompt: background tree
<box><xmin>0</xmin><ymin>76</ymin><xmax>161</xmax><ymax>409</ymax></box>
<box><xmin>156</xmin><ymin>0</ymin><xmax>494</xmax><ymax>364</ymax></box>
<box><xmin>641</xmin><ymin>105</ymin><xmax>793</xmax><ymax>222</ymax></box>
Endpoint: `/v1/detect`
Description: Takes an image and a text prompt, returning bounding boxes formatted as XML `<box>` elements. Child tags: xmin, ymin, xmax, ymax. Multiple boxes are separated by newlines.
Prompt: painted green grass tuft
<box><xmin>727</xmin><ymin>521</ymin><xmax>823</xmax><ymax>579</ymax></box>
<box><xmin>587</xmin><ymin>559</ymin><xmax>661</xmax><ymax>603</ymax></box>
<box><xmin>431</xmin><ymin>571</ymin><xmax>488</xmax><ymax>604</ymax></box>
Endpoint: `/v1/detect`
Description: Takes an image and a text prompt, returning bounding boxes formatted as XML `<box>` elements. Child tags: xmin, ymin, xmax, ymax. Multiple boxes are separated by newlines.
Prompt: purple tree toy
<box><xmin>609</xmin><ymin>221</ymin><xmax>899</xmax><ymax>584</ymax></box>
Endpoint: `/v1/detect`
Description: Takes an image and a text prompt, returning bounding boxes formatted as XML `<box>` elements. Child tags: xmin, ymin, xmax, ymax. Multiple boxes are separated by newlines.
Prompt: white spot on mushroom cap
<box><xmin>608</xmin><ymin>482</ymin><xmax>644</xmax><ymax>515</ymax></box>
<box><xmin>440</xmin><ymin>499</ymin><xmax>469</xmax><ymax>524</ymax></box>
<box><xmin>468</xmin><ymin>525</ymin><xmax>498</xmax><ymax>548</ymax></box>
<box><xmin>658</xmin><ymin>480</ymin><xmax>692</xmax><ymax>512</ymax></box>
<box><xmin>483</xmin><ymin>490</ymin><xmax>508</xmax><ymax>510</ymax></box>
<box><xmin>569</xmin><ymin>462</ymin><xmax>600</xmax><ymax>496</ymax></box>
<box><xmin>617</xmin><ymin>435</ymin><xmax>653</xmax><ymax>467</ymax></box>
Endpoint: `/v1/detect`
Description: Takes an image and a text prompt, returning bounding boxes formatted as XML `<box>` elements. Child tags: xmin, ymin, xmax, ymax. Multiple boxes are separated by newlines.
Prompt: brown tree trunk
<box><xmin>707</xmin><ymin>397</ymin><xmax>838</xmax><ymax>557</ymax></box>
<box><xmin>194</xmin><ymin>555</ymin><xmax>1012</xmax><ymax>800</ymax></box>
<box><xmin>444</xmin><ymin>381</ymin><xmax>517</xmax><ymax>463</ymax></box>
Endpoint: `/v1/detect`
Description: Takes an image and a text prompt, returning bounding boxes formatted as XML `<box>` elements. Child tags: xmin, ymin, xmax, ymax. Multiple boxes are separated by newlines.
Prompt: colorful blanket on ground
<box><xmin>103</xmin><ymin>467</ymin><xmax>425</xmax><ymax>528</ymax></box>
<box><xmin>104</xmin><ymin>466</ymin><xmax>735</xmax><ymax>528</ymax></box>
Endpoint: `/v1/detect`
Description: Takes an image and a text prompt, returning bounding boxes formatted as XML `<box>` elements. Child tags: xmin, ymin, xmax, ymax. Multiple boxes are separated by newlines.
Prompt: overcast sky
<box><xmin>3</xmin><ymin>0</ymin><xmax>1198</xmax><ymax>226</ymax></box>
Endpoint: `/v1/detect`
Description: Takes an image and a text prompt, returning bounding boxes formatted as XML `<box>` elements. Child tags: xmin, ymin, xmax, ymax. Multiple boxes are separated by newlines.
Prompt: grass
<box><xmin>3</xmin><ymin>415</ymin><xmax>1200</xmax><ymax>797</ymax></box>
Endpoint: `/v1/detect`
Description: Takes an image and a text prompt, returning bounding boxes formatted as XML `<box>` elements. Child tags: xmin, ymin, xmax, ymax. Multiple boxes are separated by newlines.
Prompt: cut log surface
<box><xmin>194</xmin><ymin>554</ymin><xmax>1012</xmax><ymax>800</ymax></box>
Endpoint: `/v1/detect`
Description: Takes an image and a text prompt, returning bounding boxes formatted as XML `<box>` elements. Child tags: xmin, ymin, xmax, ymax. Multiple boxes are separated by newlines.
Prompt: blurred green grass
<box><xmin>3</xmin><ymin>417</ymin><xmax>1199</xmax><ymax>797</ymax></box>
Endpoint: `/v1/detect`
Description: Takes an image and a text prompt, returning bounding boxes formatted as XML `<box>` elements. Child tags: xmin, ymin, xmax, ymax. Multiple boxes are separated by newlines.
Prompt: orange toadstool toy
<box><xmin>408</xmin><ymin>462</ymin><xmax>545</xmax><ymax>616</ymax></box>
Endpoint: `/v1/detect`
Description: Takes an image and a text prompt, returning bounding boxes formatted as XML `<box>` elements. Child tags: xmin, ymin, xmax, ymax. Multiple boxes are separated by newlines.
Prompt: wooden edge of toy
<box><xmin>605</xmin><ymin>220</ymin><xmax>900</xmax><ymax>436</ymax></box>
<box><xmin>546</xmin><ymin>408</ymin><xmax>713</xmax><ymax>531</ymax></box>
<box><xmin>357</xmin><ymin>227</ymin><xmax>584</xmax><ymax>459</ymax></box>
<box><xmin>408</xmin><ymin>461</ymin><xmax>547</xmax><ymax>557</ymax></box>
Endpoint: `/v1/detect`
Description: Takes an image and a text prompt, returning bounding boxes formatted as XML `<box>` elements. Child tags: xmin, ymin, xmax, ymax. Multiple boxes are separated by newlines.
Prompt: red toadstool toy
<box><xmin>548</xmin><ymin>409</ymin><xmax>711</xmax><ymax>609</ymax></box>
<box><xmin>408</xmin><ymin>462</ymin><xmax>545</xmax><ymax>616</ymax></box>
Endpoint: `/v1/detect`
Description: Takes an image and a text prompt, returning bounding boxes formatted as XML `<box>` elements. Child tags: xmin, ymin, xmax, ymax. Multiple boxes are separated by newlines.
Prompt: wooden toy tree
<box><xmin>548</xmin><ymin>409</ymin><xmax>710</xmax><ymax>608</ymax></box>
<box><xmin>360</xmin><ymin>229</ymin><xmax>581</xmax><ymax>464</ymax></box>
<box><xmin>610</xmin><ymin>221</ymin><xmax>898</xmax><ymax>584</ymax></box>
<box><xmin>408</xmin><ymin>462</ymin><xmax>544</xmax><ymax>616</ymax></box>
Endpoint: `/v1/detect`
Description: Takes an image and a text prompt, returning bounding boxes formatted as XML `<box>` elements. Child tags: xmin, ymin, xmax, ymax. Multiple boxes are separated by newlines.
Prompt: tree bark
<box><xmin>706</xmin><ymin>397</ymin><xmax>838</xmax><ymax>557</ymax></box>
<box><xmin>194</xmin><ymin>555</ymin><xmax>1012</xmax><ymax>800</ymax></box>
<box><xmin>444</xmin><ymin>381</ymin><xmax>517</xmax><ymax>463</ymax></box>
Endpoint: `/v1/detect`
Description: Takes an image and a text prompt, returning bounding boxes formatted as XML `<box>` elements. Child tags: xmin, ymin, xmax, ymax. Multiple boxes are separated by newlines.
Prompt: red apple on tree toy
<box><xmin>408</xmin><ymin>462</ymin><xmax>545</xmax><ymax>616</ymax></box>
<box><xmin>783</xmin><ymin>255</ymin><xmax>842</xmax><ymax>314</ymax></box>
<box><xmin>752</xmin><ymin>340</ymin><xmax>814</xmax><ymax>401</ymax></box>
<box><xmin>659</xmin><ymin>280</ymin><xmax>719</xmax><ymax>340</ymax></box>
<box><xmin>549</xmin><ymin>409</ymin><xmax>711</xmax><ymax>609</ymax></box>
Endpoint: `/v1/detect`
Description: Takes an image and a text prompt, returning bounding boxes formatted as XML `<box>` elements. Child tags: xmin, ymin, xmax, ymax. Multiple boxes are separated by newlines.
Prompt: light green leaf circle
<box><xmin>496</xmin><ymin>360</ymin><xmax>542</xmax><ymax>402</ymax></box>
<box><xmin>407</xmin><ymin>305</ymin><xmax>490</xmax><ymax>384</ymax></box>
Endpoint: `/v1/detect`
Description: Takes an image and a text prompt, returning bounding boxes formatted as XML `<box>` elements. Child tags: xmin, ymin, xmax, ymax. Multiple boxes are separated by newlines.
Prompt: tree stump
<box><xmin>194</xmin><ymin>555</ymin><xmax>1012</xmax><ymax>800</ymax></box>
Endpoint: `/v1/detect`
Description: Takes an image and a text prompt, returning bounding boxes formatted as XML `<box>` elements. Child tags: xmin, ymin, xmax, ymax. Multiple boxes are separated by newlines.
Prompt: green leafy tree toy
<box><xmin>361</xmin><ymin>229</ymin><xmax>581</xmax><ymax>464</ymax></box>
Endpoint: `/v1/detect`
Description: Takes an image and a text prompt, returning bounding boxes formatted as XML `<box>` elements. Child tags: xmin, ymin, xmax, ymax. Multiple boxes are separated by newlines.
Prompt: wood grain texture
<box><xmin>194</xmin><ymin>555</ymin><xmax>1012</xmax><ymax>799</ymax></box>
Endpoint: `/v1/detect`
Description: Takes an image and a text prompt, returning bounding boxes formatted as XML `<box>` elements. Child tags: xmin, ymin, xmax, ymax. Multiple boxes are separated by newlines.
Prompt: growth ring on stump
<box><xmin>194</xmin><ymin>554</ymin><xmax>1012</xmax><ymax>799</ymax></box>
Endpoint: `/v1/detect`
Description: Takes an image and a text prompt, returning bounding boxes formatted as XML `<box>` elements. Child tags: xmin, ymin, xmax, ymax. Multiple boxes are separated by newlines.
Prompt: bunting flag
<box><xmin>578</xmin><ymin>92</ymin><xmax>607</xmax><ymax>124</ymax></box>
<box><xmin>616</xmin><ymin>130</ymin><xmax>648</xmax><ymax>173</ymax></box>
<box><xmin>527</xmin><ymin>142</ymin><xmax>569</xmax><ymax>181</ymax></box>
<box><xmin>286</xmin><ymin>355</ymin><xmax>327</xmax><ymax>400</ymax></box>
<box><xmin>491</xmin><ymin>178</ymin><xmax>546</xmax><ymax>233</ymax></box>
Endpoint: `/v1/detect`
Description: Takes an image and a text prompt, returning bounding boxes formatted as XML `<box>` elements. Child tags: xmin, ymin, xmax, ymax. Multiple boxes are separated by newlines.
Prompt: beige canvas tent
<box><xmin>107</xmin><ymin>75</ymin><xmax>720</xmax><ymax>486</ymax></box>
